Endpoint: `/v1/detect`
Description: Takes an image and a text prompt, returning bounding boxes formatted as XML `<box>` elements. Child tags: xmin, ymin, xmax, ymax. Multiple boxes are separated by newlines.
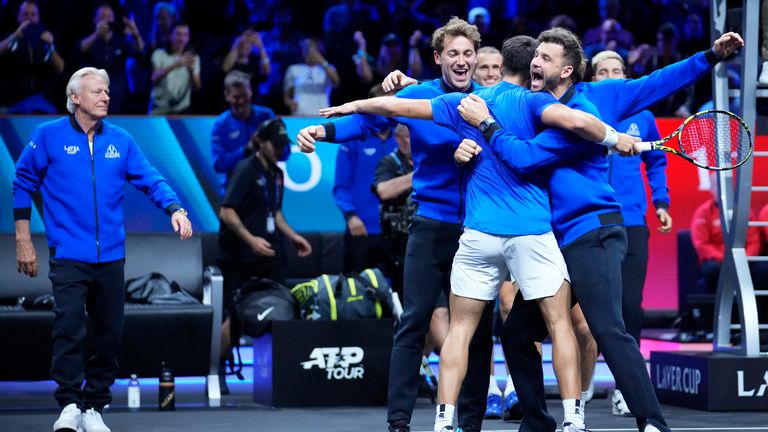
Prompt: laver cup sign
<box><xmin>253</xmin><ymin>320</ymin><xmax>393</xmax><ymax>407</ymax></box>
<box><xmin>651</xmin><ymin>351</ymin><xmax>768</xmax><ymax>410</ymax></box>
<box><xmin>301</xmin><ymin>347</ymin><xmax>365</xmax><ymax>380</ymax></box>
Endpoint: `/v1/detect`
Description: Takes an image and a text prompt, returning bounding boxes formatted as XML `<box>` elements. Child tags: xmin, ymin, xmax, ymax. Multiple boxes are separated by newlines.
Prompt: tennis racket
<box><xmin>636</xmin><ymin>109</ymin><xmax>752</xmax><ymax>171</ymax></box>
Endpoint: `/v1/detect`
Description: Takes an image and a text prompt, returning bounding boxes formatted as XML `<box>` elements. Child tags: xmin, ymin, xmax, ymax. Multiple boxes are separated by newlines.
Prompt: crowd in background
<box><xmin>0</xmin><ymin>0</ymin><xmax>719</xmax><ymax>117</ymax></box>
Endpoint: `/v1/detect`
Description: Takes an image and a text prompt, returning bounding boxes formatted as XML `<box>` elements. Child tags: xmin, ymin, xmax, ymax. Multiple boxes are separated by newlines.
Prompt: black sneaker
<box><xmin>388</xmin><ymin>420</ymin><xmax>410</xmax><ymax>432</ymax></box>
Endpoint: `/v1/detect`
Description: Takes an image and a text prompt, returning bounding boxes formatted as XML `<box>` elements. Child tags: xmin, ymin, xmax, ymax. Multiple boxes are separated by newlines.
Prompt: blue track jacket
<box><xmin>323</xmin><ymin>79</ymin><xmax>479</xmax><ymax>224</ymax></box>
<box><xmin>486</xmin><ymin>49</ymin><xmax>718</xmax><ymax>245</ymax></box>
<box><xmin>13</xmin><ymin>116</ymin><xmax>181</xmax><ymax>263</ymax></box>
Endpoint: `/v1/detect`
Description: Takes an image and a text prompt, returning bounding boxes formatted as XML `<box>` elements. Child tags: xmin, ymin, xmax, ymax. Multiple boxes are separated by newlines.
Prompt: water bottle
<box><xmin>158</xmin><ymin>362</ymin><xmax>175</xmax><ymax>411</ymax></box>
<box><xmin>127</xmin><ymin>374</ymin><xmax>140</xmax><ymax>411</ymax></box>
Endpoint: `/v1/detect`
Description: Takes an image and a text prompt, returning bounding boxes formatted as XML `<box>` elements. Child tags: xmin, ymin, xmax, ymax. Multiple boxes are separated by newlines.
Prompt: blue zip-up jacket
<box><xmin>13</xmin><ymin>116</ymin><xmax>181</xmax><ymax>263</ymax></box>
<box><xmin>333</xmin><ymin>131</ymin><xmax>397</xmax><ymax>234</ymax></box>
<box><xmin>211</xmin><ymin>104</ymin><xmax>275</xmax><ymax>195</ymax></box>
<box><xmin>486</xmin><ymin>49</ymin><xmax>719</xmax><ymax>245</ymax></box>
<box><xmin>608</xmin><ymin>111</ymin><xmax>668</xmax><ymax>227</ymax></box>
<box><xmin>323</xmin><ymin>79</ymin><xmax>479</xmax><ymax>224</ymax></box>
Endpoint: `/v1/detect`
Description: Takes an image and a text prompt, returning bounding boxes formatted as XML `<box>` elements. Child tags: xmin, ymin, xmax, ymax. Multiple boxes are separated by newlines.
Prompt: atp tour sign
<box><xmin>253</xmin><ymin>320</ymin><xmax>392</xmax><ymax>407</ymax></box>
<box><xmin>651</xmin><ymin>351</ymin><xmax>768</xmax><ymax>410</ymax></box>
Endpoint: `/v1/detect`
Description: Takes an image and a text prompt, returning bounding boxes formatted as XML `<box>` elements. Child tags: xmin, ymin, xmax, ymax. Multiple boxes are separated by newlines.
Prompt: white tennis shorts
<box><xmin>451</xmin><ymin>228</ymin><xmax>570</xmax><ymax>301</ymax></box>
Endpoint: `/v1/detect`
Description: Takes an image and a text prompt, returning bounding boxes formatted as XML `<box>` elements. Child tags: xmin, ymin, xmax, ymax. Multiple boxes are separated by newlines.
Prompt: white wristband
<box><xmin>597</xmin><ymin>123</ymin><xmax>619</xmax><ymax>148</ymax></box>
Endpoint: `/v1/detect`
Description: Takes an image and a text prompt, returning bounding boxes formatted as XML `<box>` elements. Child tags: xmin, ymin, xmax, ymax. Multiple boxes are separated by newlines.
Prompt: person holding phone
<box><xmin>78</xmin><ymin>4</ymin><xmax>145</xmax><ymax>114</ymax></box>
<box><xmin>0</xmin><ymin>0</ymin><xmax>65</xmax><ymax>113</ymax></box>
<box><xmin>149</xmin><ymin>21</ymin><xmax>200</xmax><ymax>114</ymax></box>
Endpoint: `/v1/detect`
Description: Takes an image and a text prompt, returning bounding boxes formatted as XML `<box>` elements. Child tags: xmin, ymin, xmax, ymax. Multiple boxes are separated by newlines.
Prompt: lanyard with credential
<box><xmin>262</xmin><ymin>172</ymin><xmax>281</xmax><ymax>234</ymax></box>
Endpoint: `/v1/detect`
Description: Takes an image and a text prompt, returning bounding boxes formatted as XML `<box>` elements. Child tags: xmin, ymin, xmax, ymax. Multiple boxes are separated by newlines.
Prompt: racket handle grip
<box><xmin>636</xmin><ymin>142</ymin><xmax>654</xmax><ymax>152</ymax></box>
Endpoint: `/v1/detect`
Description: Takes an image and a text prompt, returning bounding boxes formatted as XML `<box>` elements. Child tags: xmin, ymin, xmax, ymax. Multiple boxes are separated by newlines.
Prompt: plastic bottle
<box><xmin>158</xmin><ymin>362</ymin><xmax>175</xmax><ymax>411</ymax></box>
<box><xmin>127</xmin><ymin>374</ymin><xmax>140</xmax><ymax>411</ymax></box>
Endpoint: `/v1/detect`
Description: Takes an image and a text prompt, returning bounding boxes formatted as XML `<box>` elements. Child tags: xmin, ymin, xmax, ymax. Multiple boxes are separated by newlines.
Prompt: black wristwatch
<box><xmin>478</xmin><ymin>117</ymin><xmax>497</xmax><ymax>133</ymax></box>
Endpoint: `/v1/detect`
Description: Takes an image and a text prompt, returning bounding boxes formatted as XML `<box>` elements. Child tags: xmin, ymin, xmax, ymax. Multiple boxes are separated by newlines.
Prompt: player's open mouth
<box><xmin>531</xmin><ymin>70</ymin><xmax>544</xmax><ymax>87</ymax></box>
<box><xmin>453</xmin><ymin>69</ymin><xmax>469</xmax><ymax>79</ymax></box>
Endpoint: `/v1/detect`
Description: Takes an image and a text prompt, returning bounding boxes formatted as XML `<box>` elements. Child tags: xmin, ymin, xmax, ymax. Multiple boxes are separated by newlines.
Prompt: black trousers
<box><xmin>623</xmin><ymin>225</ymin><xmax>650</xmax><ymax>346</ymax></box>
<box><xmin>502</xmin><ymin>226</ymin><xmax>670</xmax><ymax>432</ymax></box>
<box><xmin>49</xmin><ymin>259</ymin><xmax>125</xmax><ymax>411</ymax></box>
<box><xmin>387</xmin><ymin>216</ymin><xmax>493</xmax><ymax>431</ymax></box>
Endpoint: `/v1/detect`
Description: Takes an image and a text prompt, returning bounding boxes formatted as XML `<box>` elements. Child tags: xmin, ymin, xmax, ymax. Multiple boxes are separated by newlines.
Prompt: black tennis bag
<box><xmin>235</xmin><ymin>278</ymin><xmax>297</xmax><ymax>337</ymax></box>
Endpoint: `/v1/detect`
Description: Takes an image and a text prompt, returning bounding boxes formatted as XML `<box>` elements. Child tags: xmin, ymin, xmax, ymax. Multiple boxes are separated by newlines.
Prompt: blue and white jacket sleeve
<box><xmin>488</xmin><ymin>128</ymin><xmax>588</xmax><ymax>175</ymax></box>
<box><xmin>588</xmin><ymin>50</ymin><xmax>719</xmax><ymax>122</ymax></box>
<box><xmin>640</xmin><ymin>115</ymin><xmax>670</xmax><ymax>210</ymax></box>
<box><xmin>332</xmin><ymin>142</ymin><xmax>357</xmax><ymax>218</ymax></box>
<box><xmin>125</xmin><ymin>136</ymin><xmax>181</xmax><ymax>214</ymax></box>
<box><xmin>12</xmin><ymin>128</ymin><xmax>49</xmax><ymax>220</ymax></box>
<box><xmin>323</xmin><ymin>113</ymin><xmax>396</xmax><ymax>143</ymax></box>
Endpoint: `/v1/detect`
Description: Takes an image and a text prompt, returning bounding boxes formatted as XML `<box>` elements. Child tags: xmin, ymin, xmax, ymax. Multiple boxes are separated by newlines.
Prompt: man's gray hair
<box><xmin>65</xmin><ymin>67</ymin><xmax>110</xmax><ymax>114</ymax></box>
<box><xmin>223</xmin><ymin>70</ymin><xmax>252</xmax><ymax>91</ymax></box>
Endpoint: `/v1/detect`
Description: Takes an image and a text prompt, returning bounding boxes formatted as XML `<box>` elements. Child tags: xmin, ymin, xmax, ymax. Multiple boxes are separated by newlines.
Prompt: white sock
<box><xmin>562</xmin><ymin>399</ymin><xmax>585</xmax><ymax>429</ymax></box>
<box><xmin>488</xmin><ymin>375</ymin><xmax>502</xmax><ymax>396</ymax></box>
<box><xmin>434</xmin><ymin>404</ymin><xmax>455</xmax><ymax>432</ymax></box>
<box><xmin>504</xmin><ymin>374</ymin><xmax>515</xmax><ymax>396</ymax></box>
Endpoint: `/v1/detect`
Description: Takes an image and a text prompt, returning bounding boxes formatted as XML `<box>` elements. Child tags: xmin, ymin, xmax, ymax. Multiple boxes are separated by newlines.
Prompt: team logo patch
<box><xmin>28</xmin><ymin>141</ymin><xmax>36</xmax><ymax>149</ymax></box>
<box><xmin>363</xmin><ymin>148</ymin><xmax>376</xmax><ymax>156</ymax></box>
<box><xmin>105</xmin><ymin>144</ymin><xmax>120</xmax><ymax>159</ymax></box>
<box><xmin>64</xmin><ymin>145</ymin><xmax>80</xmax><ymax>155</ymax></box>
<box><xmin>626</xmin><ymin>122</ymin><xmax>641</xmax><ymax>137</ymax></box>
<box><xmin>229</xmin><ymin>130</ymin><xmax>240</xmax><ymax>139</ymax></box>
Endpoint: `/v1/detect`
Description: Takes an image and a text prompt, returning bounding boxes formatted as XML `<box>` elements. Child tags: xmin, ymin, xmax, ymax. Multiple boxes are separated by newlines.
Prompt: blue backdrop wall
<box><xmin>0</xmin><ymin>116</ymin><xmax>345</xmax><ymax>234</ymax></box>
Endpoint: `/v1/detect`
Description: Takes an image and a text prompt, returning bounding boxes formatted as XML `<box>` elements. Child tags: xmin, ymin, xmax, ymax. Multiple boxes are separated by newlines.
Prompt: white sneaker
<box><xmin>562</xmin><ymin>422</ymin><xmax>588</xmax><ymax>432</ymax></box>
<box><xmin>759</xmin><ymin>61</ymin><xmax>768</xmax><ymax>86</ymax></box>
<box><xmin>82</xmin><ymin>408</ymin><xmax>111</xmax><ymax>432</ymax></box>
<box><xmin>53</xmin><ymin>403</ymin><xmax>82</xmax><ymax>432</ymax></box>
<box><xmin>644</xmin><ymin>425</ymin><xmax>662</xmax><ymax>432</ymax></box>
<box><xmin>611</xmin><ymin>389</ymin><xmax>632</xmax><ymax>417</ymax></box>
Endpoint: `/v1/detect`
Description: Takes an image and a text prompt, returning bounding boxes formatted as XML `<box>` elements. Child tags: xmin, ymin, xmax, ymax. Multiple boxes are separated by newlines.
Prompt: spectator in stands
<box><xmin>212</xmin><ymin>71</ymin><xmax>276</xmax><ymax>197</ymax></box>
<box><xmin>78</xmin><ymin>3</ymin><xmax>145</xmax><ymax>114</ymax></box>
<box><xmin>13</xmin><ymin>66</ymin><xmax>192</xmax><ymax>432</ymax></box>
<box><xmin>221</xmin><ymin>29</ymin><xmax>270</xmax><ymax>89</ymax></box>
<box><xmin>760</xmin><ymin>0</ymin><xmax>768</xmax><ymax>86</ymax></box>
<box><xmin>354</xmin><ymin>32</ymin><xmax>423</xmax><ymax>85</ymax></box>
<box><xmin>333</xmin><ymin>86</ymin><xmax>397</xmax><ymax>273</ymax></box>
<box><xmin>468</xmin><ymin>6</ymin><xmax>502</xmax><ymax>51</ymax></box>
<box><xmin>259</xmin><ymin>5</ymin><xmax>303</xmax><ymax>112</ymax></box>
<box><xmin>629</xmin><ymin>23</ymin><xmax>688</xmax><ymax>116</ymax></box>
<box><xmin>0</xmin><ymin>0</ymin><xmax>65</xmax><ymax>113</ymax></box>
<box><xmin>549</xmin><ymin>14</ymin><xmax>578</xmax><ymax>35</ymax></box>
<box><xmin>217</xmin><ymin>118</ymin><xmax>311</xmax><ymax>393</ymax></box>
<box><xmin>149</xmin><ymin>2</ymin><xmax>177</xmax><ymax>52</ymax></box>
<box><xmin>691</xmin><ymin>173</ymin><xmax>762</xmax><ymax>296</ymax></box>
<box><xmin>584</xmin><ymin>19</ymin><xmax>630</xmax><ymax>61</ymax></box>
<box><xmin>389</xmin><ymin>0</ymin><xmax>440</xmax><ymax>38</ymax></box>
<box><xmin>583</xmin><ymin>0</ymin><xmax>633</xmax><ymax>50</ymax></box>
<box><xmin>679</xmin><ymin>12</ymin><xmax>708</xmax><ymax>57</ymax></box>
<box><xmin>149</xmin><ymin>22</ymin><xmax>201</xmax><ymax>114</ymax></box>
<box><xmin>283</xmin><ymin>38</ymin><xmax>340</xmax><ymax>116</ymax></box>
<box><xmin>473</xmin><ymin>46</ymin><xmax>503</xmax><ymax>87</ymax></box>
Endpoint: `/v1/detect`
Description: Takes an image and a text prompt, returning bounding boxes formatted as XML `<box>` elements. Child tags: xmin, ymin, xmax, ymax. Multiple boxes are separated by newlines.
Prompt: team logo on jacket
<box><xmin>105</xmin><ymin>144</ymin><xmax>120</xmax><ymax>159</ymax></box>
<box><xmin>64</xmin><ymin>145</ymin><xmax>80</xmax><ymax>155</ymax></box>
<box><xmin>626</xmin><ymin>122</ymin><xmax>641</xmax><ymax>137</ymax></box>
<box><xmin>363</xmin><ymin>148</ymin><xmax>377</xmax><ymax>156</ymax></box>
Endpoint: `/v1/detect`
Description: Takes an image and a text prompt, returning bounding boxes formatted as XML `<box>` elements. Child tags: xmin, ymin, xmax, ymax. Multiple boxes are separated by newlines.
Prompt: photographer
<box><xmin>149</xmin><ymin>21</ymin><xmax>200</xmax><ymax>114</ymax></box>
<box><xmin>78</xmin><ymin>4</ymin><xmax>145</xmax><ymax>114</ymax></box>
<box><xmin>0</xmin><ymin>0</ymin><xmax>65</xmax><ymax>113</ymax></box>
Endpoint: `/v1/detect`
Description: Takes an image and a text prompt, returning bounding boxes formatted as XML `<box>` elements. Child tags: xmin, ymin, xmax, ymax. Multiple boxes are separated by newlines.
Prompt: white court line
<box><xmin>413</xmin><ymin>428</ymin><xmax>768</xmax><ymax>432</ymax></box>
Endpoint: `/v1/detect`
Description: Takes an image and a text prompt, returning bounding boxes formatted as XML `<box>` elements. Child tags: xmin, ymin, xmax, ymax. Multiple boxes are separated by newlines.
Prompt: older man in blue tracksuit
<box><xmin>13</xmin><ymin>67</ymin><xmax>192</xmax><ymax>432</ymax></box>
<box><xmin>333</xmin><ymin>129</ymin><xmax>396</xmax><ymax>273</ymax></box>
<box><xmin>460</xmin><ymin>31</ymin><xmax>743</xmax><ymax>432</ymax></box>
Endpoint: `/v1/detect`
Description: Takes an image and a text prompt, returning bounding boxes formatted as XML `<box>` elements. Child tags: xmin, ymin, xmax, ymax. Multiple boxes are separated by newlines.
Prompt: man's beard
<box><xmin>542</xmin><ymin>72</ymin><xmax>562</xmax><ymax>93</ymax></box>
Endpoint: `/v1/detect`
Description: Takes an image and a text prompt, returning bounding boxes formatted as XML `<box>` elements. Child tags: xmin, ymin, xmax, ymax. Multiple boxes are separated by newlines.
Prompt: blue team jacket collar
<box><xmin>440</xmin><ymin>79</ymin><xmax>475</xmax><ymax>94</ymax></box>
<box><xmin>68</xmin><ymin>114</ymin><xmax>104</xmax><ymax>135</ymax></box>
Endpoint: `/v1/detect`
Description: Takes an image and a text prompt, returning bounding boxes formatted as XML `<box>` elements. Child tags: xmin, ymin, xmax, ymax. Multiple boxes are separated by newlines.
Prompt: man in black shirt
<box><xmin>217</xmin><ymin>118</ymin><xmax>312</xmax><ymax>392</ymax></box>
